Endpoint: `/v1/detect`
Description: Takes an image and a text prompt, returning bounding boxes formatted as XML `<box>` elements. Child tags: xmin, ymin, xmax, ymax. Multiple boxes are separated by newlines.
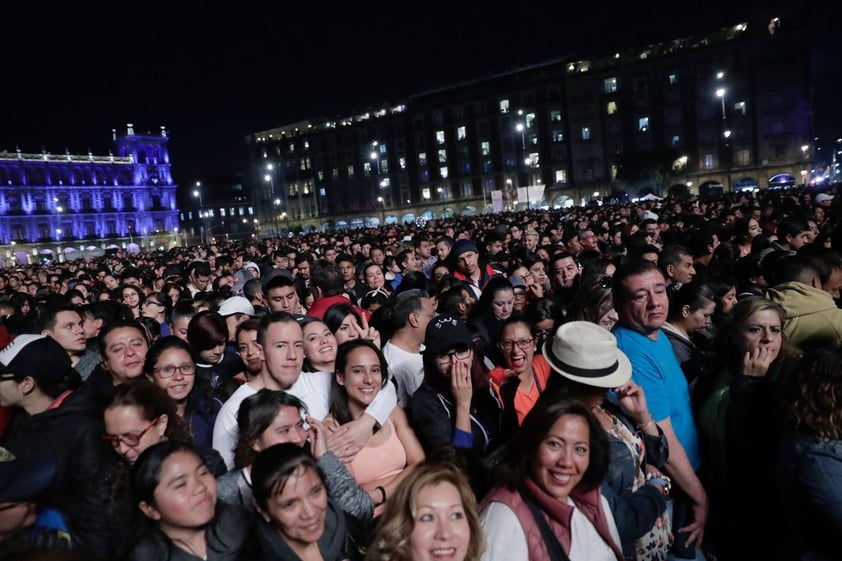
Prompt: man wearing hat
<box><xmin>218</xmin><ymin>296</ymin><xmax>255</xmax><ymax>352</ymax></box>
<box><xmin>611</xmin><ymin>259</ymin><xmax>709</xmax><ymax>559</ymax></box>
<box><xmin>450</xmin><ymin>239</ymin><xmax>500</xmax><ymax>299</ymax></box>
<box><xmin>0</xmin><ymin>334</ymin><xmax>108</xmax><ymax>554</ymax></box>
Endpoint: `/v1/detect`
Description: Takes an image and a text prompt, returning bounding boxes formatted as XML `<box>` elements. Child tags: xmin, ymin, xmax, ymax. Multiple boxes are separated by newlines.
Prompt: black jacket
<box><xmin>0</xmin><ymin>390</ymin><xmax>111</xmax><ymax>555</ymax></box>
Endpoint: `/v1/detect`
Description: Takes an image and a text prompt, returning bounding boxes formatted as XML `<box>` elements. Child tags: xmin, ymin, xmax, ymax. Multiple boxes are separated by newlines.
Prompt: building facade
<box><xmin>0</xmin><ymin>124</ymin><xmax>179</xmax><ymax>263</ymax></box>
<box><xmin>247</xmin><ymin>6</ymin><xmax>825</xmax><ymax>232</ymax></box>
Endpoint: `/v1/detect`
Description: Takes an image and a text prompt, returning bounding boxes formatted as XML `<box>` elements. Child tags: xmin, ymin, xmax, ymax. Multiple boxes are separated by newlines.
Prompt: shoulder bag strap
<box><xmin>520</xmin><ymin>492</ymin><xmax>571</xmax><ymax>561</ymax></box>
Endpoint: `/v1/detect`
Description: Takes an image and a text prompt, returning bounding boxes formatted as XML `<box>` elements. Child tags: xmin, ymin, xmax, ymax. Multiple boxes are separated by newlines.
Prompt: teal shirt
<box><xmin>613</xmin><ymin>325</ymin><xmax>701</xmax><ymax>470</ymax></box>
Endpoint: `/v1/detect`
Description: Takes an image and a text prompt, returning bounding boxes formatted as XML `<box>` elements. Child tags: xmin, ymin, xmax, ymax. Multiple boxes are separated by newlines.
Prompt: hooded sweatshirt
<box><xmin>766</xmin><ymin>281</ymin><xmax>842</xmax><ymax>351</ymax></box>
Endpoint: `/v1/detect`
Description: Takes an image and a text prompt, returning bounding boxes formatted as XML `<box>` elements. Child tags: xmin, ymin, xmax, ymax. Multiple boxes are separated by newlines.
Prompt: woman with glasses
<box><xmin>99</xmin><ymin>379</ymin><xmax>225</xmax><ymax>558</ymax></box>
<box><xmin>524</xmin><ymin>297</ymin><xmax>563</xmax><ymax>349</ymax></box>
<box><xmin>140</xmin><ymin>291</ymin><xmax>173</xmax><ymax>337</ymax></box>
<box><xmin>489</xmin><ymin>317</ymin><xmax>552</xmax><ymax>431</ymax></box>
<box><xmin>409</xmin><ymin>315</ymin><xmax>503</xmax><ymax>492</ymax></box>
<box><xmin>145</xmin><ymin>336</ymin><xmax>222</xmax><ymax>449</ymax></box>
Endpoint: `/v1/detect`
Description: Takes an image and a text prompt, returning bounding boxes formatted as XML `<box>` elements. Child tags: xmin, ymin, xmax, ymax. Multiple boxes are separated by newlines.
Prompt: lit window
<box><xmin>607</xmin><ymin>101</ymin><xmax>618</xmax><ymax>115</ymax></box>
<box><xmin>461</xmin><ymin>182</ymin><xmax>472</xmax><ymax>198</ymax></box>
<box><xmin>418</xmin><ymin>152</ymin><xmax>427</xmax><ymax>166</ymax></box>
<box><xmin>581</xmin><ymin>127</ymin><xmax>591</xmax><ymax>140</ymax></box>
<box><xmin>555</xmin><ymin>170</ymin><xmax>568</xmax><ymax>184</ymax></box>
<box><xmin>734</xmin><ymin>101</ymin><xmax>747</xmax><ymax>116</ymax></box>
<box><xmin>527</xmin><ymin>152</ymin><xmax>540</xmax><ymax>167</ymax></box>
<box><xmin>422</xmin><ymin>187</ymin><xmax>431</xmax><ymax>200</ymax></box>
<box><xmin>481</xmin><ymin>141</ymin><xmax>491</xmax><ymax>156</ymax></box>
<box><xmin>672</xmin><ymin>135</ymin><xmax>681</xmax><ymax>147</ymax></box>
<box><xmin>668</xmin><ymin>73</ymin><xmax>679</xmax><ymax>85</ymax></box>
<box><xmin>638</xmin><ymin>117</ymin><xmax>650</xmax><ymax>132</ymax></box>
<box><xmin>438</xmin><ymin>149</ymin><xmax>447</xmax><ymax>163</ymax></box>
<box><xmin>550</xmin><ymin>110</ymin><xmax>562</xmax><ymax>122</ymax></box>
<box><xmin>440</xmin><ymin>167</ymin><xmax>449</xmax><ymax>179</ymax></box>
<box><xmin>553</xmin><ymin>130</ymin><xmax>564</xmax><ymax>142</ymax></box>
<box><xmin>248</xmin><ymin>207</ymin><xmax>254</xmax><ymax>215</ymax></box>
<box><xmin>704</xmin><ymin>154</ymin><xmax>714</xmax><ymax>169</ymax></box>
<box><xmin>525</xmin><ymin>113</ymin><xmax>536</xmax><ymax>128</ymax></box>
<box><xmin>347</xmin><ymin>164</ymin><xmax>355</xmax><ymax>177</ymax></box>
<box><xmin>399</xmin><ymin>157</ymin><xmax>407</xmax><ymax>169</ymax></box>
<box><xmin>457</xmin><ymin>126</ymin><xmax>466</xmax><ymax>140</ymax></box>
<box><xmin>220</xmin><ymin>208</ymin><xmax>226</xmax><ymax>217</ymax></box>
<box><xmin>736</xmin><ymin>148</ymin><xmax>750</xmax><ymax>166</ymax></box>
<box><xmin>604</xmin><ymin>77</ymin><xmax>618</xmax><ymax>93</ymax></box>
<box><xmin>436</xmin><ymin>131</ymin><xmax>445</xmax><ymax>145</ymax></box>
<box><xmin>499</xmin><ymin>99</ymin><xmax>510</xmax><ymax>114</ymax></box>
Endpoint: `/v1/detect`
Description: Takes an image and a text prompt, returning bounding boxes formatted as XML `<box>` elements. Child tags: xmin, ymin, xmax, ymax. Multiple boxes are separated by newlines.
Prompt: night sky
<box><xmin>1</xmin><ymin>1</ymin><xmax>833</xmax><ymax>191</ymax></box>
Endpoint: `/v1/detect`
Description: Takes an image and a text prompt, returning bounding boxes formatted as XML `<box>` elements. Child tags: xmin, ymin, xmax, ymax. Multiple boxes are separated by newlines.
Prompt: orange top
<box><xmin>491</xmin><ymin>354</ymin><xmax>552</xmax><ymax>425</ymax></box>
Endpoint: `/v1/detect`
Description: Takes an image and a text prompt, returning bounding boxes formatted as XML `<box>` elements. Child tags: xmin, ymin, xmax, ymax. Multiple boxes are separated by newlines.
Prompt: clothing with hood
<box><xmin>766</xmin><ymin>281</ymin><xmax>842</xmax><ymax>351</ymax></box>
<box><xmin>0</xmin><ymin>389</ymin><xmax>110</xmax><ymax>555</ymax></box>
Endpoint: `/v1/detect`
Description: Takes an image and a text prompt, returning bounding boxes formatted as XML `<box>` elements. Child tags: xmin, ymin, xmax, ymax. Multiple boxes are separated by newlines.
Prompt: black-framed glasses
<box><xmin>499</xmin><ymin>338</ymin><xmax>534</xmax><ymax>351</ymax></box>
<box><xmin>435</xmin><ymin>347</ymin><xmax>472</xmax><ymax>364</ymax></box>
<box><xmin>101</xmin><ymin>417</ymin><xmax>160</xmax><ymax>447</ymax></box>
<box><xmin>535</xmin><ymin>328</ymin><xmax>553</xmax><ymax>340</ymax></box>
<box><xmin>153</xmin><ymin>362</ymin><xmax>196</xmax><ymax>378</ymax></box>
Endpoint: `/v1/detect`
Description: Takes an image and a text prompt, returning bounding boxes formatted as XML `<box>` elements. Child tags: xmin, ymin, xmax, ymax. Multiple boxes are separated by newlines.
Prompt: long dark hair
<box><xmin>234</xmin><ymin>390</ymin><xmax>309</xmax><ymax>468</ymax></box>
<box><xmin>330</xmin><ymin>339</ymin><xmax>389</xmax><ymax>426</ymax></box>
<box><xmin>130</xmin><ymin>440</ymin><xmax>224</xmax><ymax>558</ymax></box>
<box><xmin>494</xmin><ymin>398</ymin><xmax>609</xmax><ymax>492</ymax></box>
<box><xmin>144</xmin><ymin>335</ymin><xmax>220</xmax><ymax>418</ymax></box>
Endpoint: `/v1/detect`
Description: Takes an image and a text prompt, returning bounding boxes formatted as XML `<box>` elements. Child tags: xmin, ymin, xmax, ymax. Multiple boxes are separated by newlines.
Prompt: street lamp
<box><xmin>377</xmin><ymin>196</ymin><xmax>385</xmax><ymax>226</ymax></box>
<box><xmin>715</xmin><ymin>88</ymin><xmax>726</xmax><ymax>120</ymax></box>
<box><xmin>193</xmin><ymin>182</ymin><xmax>204</xmax><ymax>245</ymax></box>
<box><xmin>516</xmin><ymin>114</ymin><xmax>531</xmax><ymax>210</ymax></box>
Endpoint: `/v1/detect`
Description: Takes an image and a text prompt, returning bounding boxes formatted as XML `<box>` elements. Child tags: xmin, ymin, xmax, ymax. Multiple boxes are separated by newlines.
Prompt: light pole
<box><xmin>377</xmin><ymin>196</ymin><xmax>385</xmax><ymax>226</ymax></box>
<box><xmin>715</xmin><ymin>85</ymin><xmax>732</xmax><ymax>191</ymax></box>
<box><xmin>193</xmin><ymin>182</ymin><xmax>204</xmax><ymax>245</ymax></box>
<box><xmin>55</xmin><ymin>228</ymin><xmax>62</xmax><ymax>263</ymax></box>
<box><xmin>370</xmin><ymin>141</ymin><xmax>381</xmax><ymax>212</ymax></box>
<box><xmin>516</xmin><ymin>115</ymin><xmax>531</xmax><ymax>210</ymax></box>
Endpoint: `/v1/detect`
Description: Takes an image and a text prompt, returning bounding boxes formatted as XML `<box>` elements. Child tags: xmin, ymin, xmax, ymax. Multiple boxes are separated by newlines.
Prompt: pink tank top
<box><xmin>348</xmin><ymin>418</ymin><xmax>407</xmax><ymax>487</ymax></box>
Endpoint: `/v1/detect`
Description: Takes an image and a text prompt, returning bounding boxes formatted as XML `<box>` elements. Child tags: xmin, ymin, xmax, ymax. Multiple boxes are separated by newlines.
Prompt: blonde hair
<box><xmin>365</xmin><ymin>461</ymin><xmax>483</xmax><ymax>561</ymax></box>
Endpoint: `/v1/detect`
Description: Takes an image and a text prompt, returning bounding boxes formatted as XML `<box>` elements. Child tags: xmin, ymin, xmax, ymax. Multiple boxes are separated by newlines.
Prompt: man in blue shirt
<box><xmin>612</xmin><ymin>258</ymin><xmax>709</xmax><ymax>559</ymax></box>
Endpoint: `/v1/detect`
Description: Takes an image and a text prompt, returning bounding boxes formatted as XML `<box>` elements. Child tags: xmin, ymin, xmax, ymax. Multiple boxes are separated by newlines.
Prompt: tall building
<box><xmin>0</xmin><ymin>124</ymin><xmax>179</xmax><ymax>263</ymax></box>
<box><xmin>247</xmin><ymin>5</ymin><xmax>831</xmax><ymax>232</ymax></box>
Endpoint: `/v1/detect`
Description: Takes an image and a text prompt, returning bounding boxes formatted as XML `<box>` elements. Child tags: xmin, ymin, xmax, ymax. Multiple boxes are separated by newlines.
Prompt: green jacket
<box><xmin>766</xmin><ymin>281</ymin><xmax>842</xmax><ymax>352</ymax></box>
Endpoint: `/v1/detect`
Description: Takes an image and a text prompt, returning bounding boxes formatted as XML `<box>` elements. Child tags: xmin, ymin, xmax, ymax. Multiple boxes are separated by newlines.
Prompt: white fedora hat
<box><xmin>542</xmin><ymin>321</ymin><xmax>632</xmax><ymax>388</ymax></box>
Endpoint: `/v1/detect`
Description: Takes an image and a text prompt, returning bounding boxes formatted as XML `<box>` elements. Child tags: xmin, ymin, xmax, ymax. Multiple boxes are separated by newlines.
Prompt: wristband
<box><xmin>645</xmin><ymin>472</ymin><xmax>671</xmax><ymax>497</ymax></box>
<box><xmin>375</xmin><ymin>485</ymin><xmax>387</xmax><ymax>506</ymax></box>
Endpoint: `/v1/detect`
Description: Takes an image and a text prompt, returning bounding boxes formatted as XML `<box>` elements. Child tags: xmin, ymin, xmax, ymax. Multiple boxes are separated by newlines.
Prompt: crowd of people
<box><xmin>1</xmin><ymin>184</ymin><xmax>841</xmax><ymax>561</ymax></box>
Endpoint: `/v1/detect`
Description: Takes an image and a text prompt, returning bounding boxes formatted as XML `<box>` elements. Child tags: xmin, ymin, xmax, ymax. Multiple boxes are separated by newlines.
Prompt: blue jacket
<box><xmin>777</xmin><ymin>431</ymin><xmax>842</xmax><ymax>561</ymax></box>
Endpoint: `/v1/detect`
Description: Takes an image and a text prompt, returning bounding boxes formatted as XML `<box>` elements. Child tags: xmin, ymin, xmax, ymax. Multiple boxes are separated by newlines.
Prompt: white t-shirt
<box><xmin>479</xmin><ymin>496</ymin><xmax>622</xmax><ymax>561</ymax></box>
<box><xmin>211</xmin><ymin>370</ymin><xmax>398</xmax><ymax>470</ymax></box>
<box><xmin>382</xmin><ymin>341</ymin><xmax>424</xmax><ymax>408</ymax></box>
<box><xmin>212</xmin><ymin>382</ymin><xmax>259</xmax><ymax>470</ymax></box>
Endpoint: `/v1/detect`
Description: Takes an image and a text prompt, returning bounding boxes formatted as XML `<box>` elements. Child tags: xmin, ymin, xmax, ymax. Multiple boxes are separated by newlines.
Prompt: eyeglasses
<box><xmin>435</xmin><ymin>347</ymin><xmax>472</xmax><ymax>364</ymax></box>
<box><xmin>535</xmin><ymin>328</ymin><xmax>553</xmax><ymax>340</ymax></box>
<box><xmin>153</xmin><ymin>362</ymin><xmax>196</xmax><ymax>378</ymax></box>
<box><xmin>101</xmin><ymin>417</ymin><xmax>160</xmax><ymax>447</ymax></box>
<box><xmin>499</xmin><ymin>338</ymin><xmax>534</xmax><ymax>351</ymax></box>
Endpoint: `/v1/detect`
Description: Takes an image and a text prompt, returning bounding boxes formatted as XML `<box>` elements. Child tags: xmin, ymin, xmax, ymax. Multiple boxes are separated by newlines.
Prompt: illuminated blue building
<box><xmin>0</xmin><ymin>124</ymin><xmax>179</xmax><ymax>261</ymax></box>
